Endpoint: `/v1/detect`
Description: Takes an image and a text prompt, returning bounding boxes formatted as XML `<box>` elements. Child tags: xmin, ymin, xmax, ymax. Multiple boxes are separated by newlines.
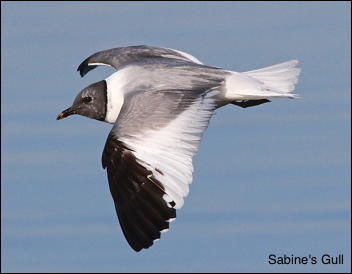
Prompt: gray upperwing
<box><xmin>101</xmin><ymin>86</ymin><xmax>220</xmax><ymax>251</ymax></box>
<box><xmin>77</xmin><ymin>45</ymin><xmax>202</xmax><ymax>77</ymax></box>
<box><xmin>111</xmin><ymin>89</ymin><xmax>207</xmax><ymax>139</ymax></box>
<box><xmin>100</xmin><ymin>88</ymin><xmax>216</xmax><ymax>251</ymax></box>
<box><xmin>117</xmin><ymin>57</ymin><xmax>227</xmax><ymax>96</ymax></box>
<box><xmin>107</xmin><ymin>58</ymin><xmax>228</xmax><ymax>135</ymax></box>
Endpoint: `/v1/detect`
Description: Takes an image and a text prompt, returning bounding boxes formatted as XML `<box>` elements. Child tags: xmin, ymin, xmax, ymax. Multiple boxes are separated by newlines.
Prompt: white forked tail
<box><xmin>224</xmin><ymin>60</ymin><xmax>301</xmax><ymax>100</ymax></box>
<box><xmin>244</xmin><ymin>60</ymin><xmax>300</xmax><ymax>95</ymax></box>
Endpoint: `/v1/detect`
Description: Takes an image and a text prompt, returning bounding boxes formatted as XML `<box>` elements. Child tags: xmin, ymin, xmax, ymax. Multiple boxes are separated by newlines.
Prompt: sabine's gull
<box><xmin>57</xmin><ymin>45</ymin><xmax>300</xmax><ymax>251</ymax></box>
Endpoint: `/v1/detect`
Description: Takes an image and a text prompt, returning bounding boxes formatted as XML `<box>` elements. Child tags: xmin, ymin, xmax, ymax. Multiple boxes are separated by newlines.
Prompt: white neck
<box><xmin>104</xmin><ymin>72</ymin><xmax>126</xmax><ymax>124</ymax></box>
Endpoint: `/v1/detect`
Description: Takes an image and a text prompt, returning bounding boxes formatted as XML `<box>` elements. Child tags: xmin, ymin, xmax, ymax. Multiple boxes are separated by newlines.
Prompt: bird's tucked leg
<box><xmin>231</xmin><ymin>99</ymin><xmax>271</xmax><ymax>108</ymax></box>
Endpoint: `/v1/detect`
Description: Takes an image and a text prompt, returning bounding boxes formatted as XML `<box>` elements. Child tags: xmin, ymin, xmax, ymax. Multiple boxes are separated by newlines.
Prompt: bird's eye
<box><xmin>83</xmin><ymin>96</ymin><xmax>92</xmax><ymax>103</ymax></box>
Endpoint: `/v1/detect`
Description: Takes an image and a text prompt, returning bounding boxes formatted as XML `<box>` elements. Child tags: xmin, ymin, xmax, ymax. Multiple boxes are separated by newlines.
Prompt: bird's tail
<box><xmin>224</xmin><ymin>60</ymin><xmax>301</xmax><ymax>100</ymax></box>
<box><xmin>244</xmin><ymin>60</ymin><xmax>301</xmax><ymax>98</ymax></box>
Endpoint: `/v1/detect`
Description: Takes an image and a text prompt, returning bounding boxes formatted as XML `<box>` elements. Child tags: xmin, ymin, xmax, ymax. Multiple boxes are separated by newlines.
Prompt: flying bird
<box><xmin>57</xmin><ymin>45</ymin><xmax>300</xmax><ymax>251</ymax></box>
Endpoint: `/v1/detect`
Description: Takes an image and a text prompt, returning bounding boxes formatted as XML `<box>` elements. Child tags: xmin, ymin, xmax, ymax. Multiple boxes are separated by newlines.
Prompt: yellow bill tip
<box><xmin>56</xmin><ymin>112</ymin><xmax>66</xmax><ymax>120</ymax></box>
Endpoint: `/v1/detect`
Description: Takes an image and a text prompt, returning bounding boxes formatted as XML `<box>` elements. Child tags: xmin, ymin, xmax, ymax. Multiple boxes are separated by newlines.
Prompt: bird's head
<box><xmin>56</xmin><ymin>80</ymin><xmax>107</xmax><ymax>121</ymax></box>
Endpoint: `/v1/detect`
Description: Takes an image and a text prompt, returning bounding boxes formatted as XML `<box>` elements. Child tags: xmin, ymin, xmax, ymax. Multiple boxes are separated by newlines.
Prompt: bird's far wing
<box><xmin>101</xmin><ymin>88</ymin><xmax>218</xmax><ymax>251</ymax></box>
<box><xmin>77</xmin><ymin>45</ymin><xmax>203</xmax><ymax>77</ymax></box>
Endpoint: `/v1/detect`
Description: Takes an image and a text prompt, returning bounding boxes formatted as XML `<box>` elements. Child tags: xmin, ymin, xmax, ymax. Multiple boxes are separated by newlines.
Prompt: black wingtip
<box><xmin>77</xmin><ymin>60</ymin><xmax>97</xmax><ymax>78</ymax></box>
<box><xmin>77</xmin><ymin>60</ymin><xmax>88</xmax><ymax>77</ymax></box>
